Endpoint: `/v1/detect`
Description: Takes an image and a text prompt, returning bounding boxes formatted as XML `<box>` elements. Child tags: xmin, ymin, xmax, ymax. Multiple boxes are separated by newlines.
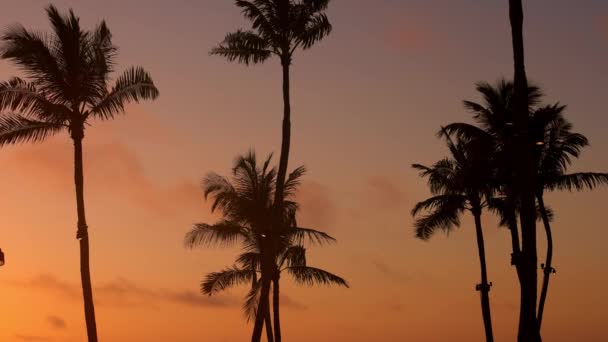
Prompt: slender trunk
<box><xmin>508</xmin><ymin>1</ymin><xmax>541</xmax><ymax>340</ymax></box>
<box><xmin>273</xmin><ymin>275</ymin><xmax>282</xmax><ymax>342</ymax></box>
<box><xmin>537</xmin><ymin>192</ymin><xmax>553</xmax><ymax>329</ymax></box>
<box><xmin>264</xmin><ymin>294</ymin><xmax>274</xmax><ymax>342</ymax></box>
<box><xmin>253</xmin><ymin>56</ymin><xmax>292</xmax><ymax>342</ymax></box>
<box><xmin>506</xmin><ymin>193</ymin><xmax>523</xmax><ymax>282</ymax></box>
<box><xmin>472</xmin><ymin>209</ymin><xmax>494</xmax><ymax>342</ymax></box>
<box><xmin>72</xmin><ymin>131</ymin><xmax>98</xmax><ymax>342</ymax></box>
<box><xmin>252</xmin><ymin>252</ymin><xmax>273</xmax><ymax>342</ymax></box>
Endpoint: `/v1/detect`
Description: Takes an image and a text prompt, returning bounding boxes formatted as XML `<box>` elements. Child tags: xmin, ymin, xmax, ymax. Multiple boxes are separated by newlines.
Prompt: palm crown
<box><xmin>211</xmin><ymin>0</ymin><xmax>332</xmax><ymax>65</ymax></box>
<box><xmin>0</xmin><ymin>5</ymin><xmax>158</xmax><ymax>145</ymax></box>
<box><xmin>185</xmin><ymin>151</ymin><xmax>347</xmax><ymax>320</ymax></box>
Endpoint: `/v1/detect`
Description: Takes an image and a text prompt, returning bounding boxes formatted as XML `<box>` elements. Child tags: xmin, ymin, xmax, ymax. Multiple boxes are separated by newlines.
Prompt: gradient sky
<box><xmin>0</xmin><ymin>1</ymin><xmax>607</xmax><ymax>341</ymax></box>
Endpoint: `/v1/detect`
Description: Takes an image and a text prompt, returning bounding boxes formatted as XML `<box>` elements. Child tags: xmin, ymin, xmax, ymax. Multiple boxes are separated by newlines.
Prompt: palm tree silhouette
<box><xmin>412</xmin><ymin>131</ymin><xmax>495</xmax><ymax>342</ymax></box>
<box><xmin>531</xmin><ymin>113</ymin><xmax>608</xmax><ymax>328</ymax></box>
<box><xmin>0</xmin><ymin>6</ymin><xmax>158</xmax><ymax>341</ymax></box>
<box><xmin>210</xmin><ymin>2</ymin><xmax>333</xmax><ymax>340</ymax></box>
<box><xmin>444</xmin><ymin>80</ymin><xmax>608</xmax><ymax>331</ymax></box>
<box><xmin>185</xmin><ymin>151</ymin><xmax>347</xmax><ymax>340</ymax></box>
<box><xmin>443</xmin><ymin>80</ymin><xmax>543</xmax><ymax>280</ymax></box>
<box><xmin>508</xmin><ymin>0</ymin><xmax>541</xmax><ymax>339</ymax></box>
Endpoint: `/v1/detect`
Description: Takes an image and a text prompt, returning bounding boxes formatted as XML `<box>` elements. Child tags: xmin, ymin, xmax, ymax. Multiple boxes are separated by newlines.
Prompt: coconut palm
<box><xmin>508</xmin><ymin>0</ymin><xmax>541</xmax><ymax>339</ymax></box>
<box><xmin>0</xmin><ymin>6</ymin><xmax>158</xmax><ymax>342</ymax></box>
<box><xmin>444</xmin><ymin>80</ymin><xmax>608</xmax><ymax>330</ymax></box>
<box><xmin>443</xmin><ymin>80</ymin><xmax>543</xmax><ymax>277</ymax></box>
<box><xmin>412</xmin><ymin>132</ymin><xmax>496</xmax><ymax>342</ymax></box>
<box><xmin>210</xmin><ymin>3</ymin><xmax>333</xmax><ymax>339</ymax></box>
<box><xmin>185</xmin><ymin>151</ymin><xmax>347</xmax><ymax>341</ymax></box>
<box><xmin>532</xmin><ymin>113</ymin><xmax>608</xmax><ymax>328</ymax></box>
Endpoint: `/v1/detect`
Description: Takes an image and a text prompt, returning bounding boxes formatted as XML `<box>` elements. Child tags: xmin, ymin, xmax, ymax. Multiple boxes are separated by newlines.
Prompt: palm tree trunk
<box><xmin>253</xmin><ymin>56</ymin><xmax>292</xmax><ymax>342</ymax></box>
<box><xmin>273</xmin><ymin>275</ymin><xmax>282</xmax><ymax>342</ymax></box>
<box><xmin>72</xmin><ymin>132</ymin><xmax>98</xmax><ymax>342</ymax></box>
<box><xmin>252</xmin><ymin>256</ymin><xmax>273</xmax><ymax>342</ymax></box>
<box><xmin>506</xmin><ymin>194</ymin><xmax>523</xmax><ymax>282</ymax></box>
<box><xmin>536</xmin><ymin>192</ymin><xmax>553</xmax><ymax>330</ymax></box>
<box><xmin>473</xmin><ymin>209</ymin><xmax>494</xmax><ymax>342</ymax></box>
<box><xmin>265</xmin><ymin>294</ymin><xmax>274</xmax><ymax>342</ymax></box>
<box><xmin>508</xmin><ymin>1</ymin><xmax>541</xmax><ymax>340</ymax></box>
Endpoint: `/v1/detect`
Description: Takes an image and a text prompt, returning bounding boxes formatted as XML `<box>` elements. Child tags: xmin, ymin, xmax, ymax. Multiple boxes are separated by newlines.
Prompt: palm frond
<box><xmin>546</xmin><ymin>172</ymin><xmax>608</xmax><ymax>192</ymax></box>
<box><xmin>280</xmin><ymin>245</ymin><xmax>307</xmax><ymax>268</ymax></box>
<box><xmin>287</xmin><ymin>266</ymin><xmax>349</xmax><ymax>288</ymax></box>
<box><xmin>210</xmin><ymin>30</ymin><xmax>272</xmax><ymax>65</ymax></box>
<box><xmin>243</xmin><ymin>280</ymin><xmax>261</xmax><ymax>322</ymax></box>
<box><xmin>0</xmin><ymin>113</ymin><xmax>63</xmax><ymax>146</ymax></box>
<box><xmin>201</xmin><ymin>266</ymin><xmax>255</xmax><ymax>294</ymax></box>
<box><xmin>290</xmin><ymin>227</ymin><xmax>336</xmax><ymax>246</ymax></box>
<box><xmin>184</xmin><ymin>221</ymin><xmax>247</xmax><ymax>248</ymax></box>
<box><xmin>295</xmin><ymin>13</ymin><xmax>332</xmax><ymax>49</ymax></box>
<box><xmin>0</xmin><ymin>77</ymin><xmax>71</xmax><ymax>121</ymax></box>
<box><xmin>88</xmin><ymin>66</ymin><xmax>158</xmax><ymax>120</ymax></box>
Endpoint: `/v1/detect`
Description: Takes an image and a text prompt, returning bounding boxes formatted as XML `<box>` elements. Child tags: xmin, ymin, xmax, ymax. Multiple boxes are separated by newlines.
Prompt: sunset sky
<box><xmin>0</xmin><ymin>1</ymin><xmax>607</xmax><ymax>341</ymax></box>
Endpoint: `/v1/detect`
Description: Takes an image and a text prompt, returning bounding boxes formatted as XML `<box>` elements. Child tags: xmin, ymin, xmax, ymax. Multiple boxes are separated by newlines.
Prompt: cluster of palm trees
<box><xmin>0</xmin><ymin>1</ymin><xmax>605</xmax><ymax>342</ymax></box>
<box><xmin>412</xmin><ymin>79</ymin><xmax>608</xmax><ymax>342</ymax></box>
<box><xmin>0</xmin><ymin>1</ymin><xmax>343</xmax><ymax>342</ymax></box>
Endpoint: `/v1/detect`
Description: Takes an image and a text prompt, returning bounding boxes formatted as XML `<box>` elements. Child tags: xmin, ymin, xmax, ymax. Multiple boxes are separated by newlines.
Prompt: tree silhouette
<box><xmin>211</xmin><ymin>2</ymin><xmax>333</xmax><ymax>339</ymax></box>
<box><xmin>412</xmin><ymin>131</ymin><xmax>495</xmax><ymax>342</ymax></box>
<box><xmin>443</xmin><ymin>80</ymin><xmax>543</xmax><ymax>280</ymax></box>
<box><xmin>532</xmin><ymin>113</ymin><xmax>608</xmax><ymax>328</ymax></box>
<box><xmin>508</xmin><ymin>1</ymin><xmax>541</xmax><ymax>339</ymax></box>
<box><xmin>0</xmin><ymin>6</ymin><xmax>158</xmax><ymax>341</ymax></box>
<box><xmin>185</xmin><ymin>151</ymin><xmax>347</xmax><ymax>340</ymax></box>
<box><xmin>444</xmin><ymin>80</ymin><xmax>608</xmax><ymax>332</ymax></box>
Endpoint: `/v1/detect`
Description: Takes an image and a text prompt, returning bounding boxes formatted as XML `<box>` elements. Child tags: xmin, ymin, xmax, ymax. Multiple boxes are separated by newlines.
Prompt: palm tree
<box><xmin>508</xmin><ymin>0</ymin><xmax>541</xmax><ymax>339</ymax></box>
<box><xmin>210</xmin><ymin>3</ymin><xmax>333</xmax><ymax>339</ymax></box>
<box><xmin>412</xmin><ymin>132</ymin><xmax>495</xmax><ymax>342</ymax></box>
<box><xmin>445</xmin><ymin>80</ymin><xmax>608</xmax><ymax>331</ymax></box>
<box><xmin>532</xmin><ymin>113</ymin><xmax>608</xmax><ymax>328</ymax></box>
<box><xmin>0</xmin><ymin>6</ymin><xmax>159</xmax><ymax>341</ymax></box>
<box><xmin>443</xmin><ymin>80</ymin><xmax>543</xmax><ymax>279</ymax></box>
<box><xmin>185</xmin><ymin>151</ymin><xmax>347</xmax><ymax>341</ymax></box>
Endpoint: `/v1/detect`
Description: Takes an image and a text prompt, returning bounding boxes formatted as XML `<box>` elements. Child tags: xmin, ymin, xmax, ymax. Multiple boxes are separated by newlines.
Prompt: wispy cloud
<box><xmin>371</xmin><ymin>259</ymin><xmax>410</xmax><ymax>283</ymax></box>
<box><xmin>9</xmin><ymin>274</ymin><xmax>239</xmax><ymax>309</ymax></box>
<box><xmin>364</xmin><ymin>176</ymin><xmax>407</xmax><ymax>210</ymax></box>
<box><xmin>298</xmin><ymin>181</ymin><xmax>337</xmax><ymax>231</ymax></box>
<box><xmin>15</xmin><ymin>335</ymin><xmax>52</xmax><ymax>341</ymax></box>
<box><xmin>46</xmin><ymin>315</ymin><xmax>67</xmax><ymax>329</ymax></box>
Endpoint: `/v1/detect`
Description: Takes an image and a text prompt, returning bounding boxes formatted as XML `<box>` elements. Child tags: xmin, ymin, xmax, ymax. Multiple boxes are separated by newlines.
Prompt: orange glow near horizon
<box><xmin>0</xmin><ymin>1</ymin><xmax>607</xmax><ymax>341</ymax></box>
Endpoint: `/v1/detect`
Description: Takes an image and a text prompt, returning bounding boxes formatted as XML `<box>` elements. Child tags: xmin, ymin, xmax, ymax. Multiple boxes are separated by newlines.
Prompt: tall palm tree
<box><xmin>443</xmin><ymin>80</ymin><xmax>543</xmax><ymax>279</ymax></box>
<box><xmin>508</xmin><ymin>0</ymin><xmax>541</xmax><ymax>339</ymax></box>
<box><xmin>210</xmin><ymin>2</ymin><xmax>333</xmax><ymax>339</ymax></box>
<box><xmin>532</xmin><ymin>114</ymin><xmax>608</xmax><ymax>328</ymax></box>
<box><xmin>0</xmin><ymin>6</ymin><xmax>159</xmax><ymax>341</ymax></box>
<box><xmin>185</xmin><ymin>151</ymin><xmax>347</xmax><ymax>341</ymax></box>
<box><xmin>412</xmin><ymin>132</ymin><xmax>495</xmax><ymax>342</ymax></box>
<box><xmin>445</xmin><ymin>80</ymin><xmax>608</xmax><ymax>331</ymax></box>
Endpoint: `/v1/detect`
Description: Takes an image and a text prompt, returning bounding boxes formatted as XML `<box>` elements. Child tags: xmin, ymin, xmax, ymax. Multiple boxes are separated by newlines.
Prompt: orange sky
<box><xmin>0</xmin><ymin>1</ymin><xmax>607</xmax><ymax>341</ymax></box>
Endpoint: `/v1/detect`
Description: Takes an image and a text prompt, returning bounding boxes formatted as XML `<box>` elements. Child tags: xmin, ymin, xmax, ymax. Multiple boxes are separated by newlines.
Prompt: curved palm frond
<box><xmin>280</xmin><ymin>245</ymin><xmax>306</xmax><ymax>268</ymax></box>
<box><xmin>243</xmin><ymin>279</ymin><xmax>262</xmax><ymax>322</ymax></box>
<box><xmin>88</xmin><ymin>66</ymin><xmax>158</xmax><ymax>120</ymax></box>
<box><xmin>289</xmin><ymin>226</ymin><xmax>336</xmax><ymax>246</ymax></box>
<box><xmin>295</xmin><ymin>12</ymin><xmax>332</xmax><ymax>50</ymax></box>
<box><xmin>411</xmin><ymin>194</ymin><xmax>468</xmax><ymax>217</ymax></box>
<box><xmin>184</xmin><ymin>221</ymin><xmax>247</xmax><ymax>248</ymax></box>
<box><xmin>210</xmin><ymin>30</ymin><xmax>272</xmax><ymax>65</ymax></box>
<box><xmin>0</xmin><ymin>24</ymin><xmax>68</xmax><ymax>100</ymax></box>
<box><xmin>0</xmin><ymin>113</ymin><xmax>63</xmax><ymax>146</ymax></box>
<box><xmin>0</xmin><ymin>77</ymin><xmax>70</xmax><ymax>121</ymax></box>
<box><xmin>201</xmin><ymin>266</ymin><xmax>255</xmax><ymax>295</ymax></box>
<box><xmin>546</xmin><ymin>172</ymin><xmax>608</xmax><ymax>192</ymax></box>
<box><xmin>287</xmin><ymin>266</ymin><xmax>349</xmax><ymax>288</ymax></box>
